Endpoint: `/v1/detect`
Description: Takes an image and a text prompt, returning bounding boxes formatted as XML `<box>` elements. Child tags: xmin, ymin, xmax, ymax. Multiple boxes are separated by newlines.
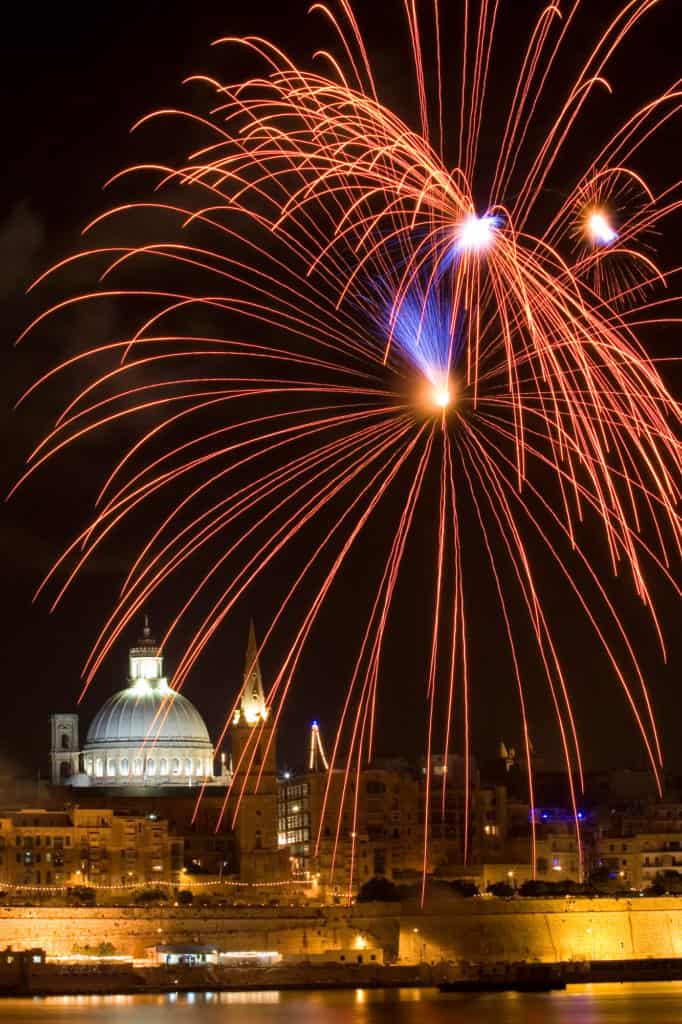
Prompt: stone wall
<box><xmin>399</xmin><ymin>896</ymin><xmax>682</xmax><ymax>963</ymax></box>
<box><xmin>0</xmin><ymin>904</ymin><xmax>397</xmax><ymax>960</ymax></box>
<box><xmin>0</xmin><ymin>897</ymin><xmax>680</xmax><ymax>963</ymax></box>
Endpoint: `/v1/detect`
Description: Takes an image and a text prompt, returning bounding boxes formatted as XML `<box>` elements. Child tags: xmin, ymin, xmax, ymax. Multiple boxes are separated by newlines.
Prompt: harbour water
<box><xmin>0</xmin><ymin>984</ymin><xmax>681</xmax><ymax>1023</ymax></box>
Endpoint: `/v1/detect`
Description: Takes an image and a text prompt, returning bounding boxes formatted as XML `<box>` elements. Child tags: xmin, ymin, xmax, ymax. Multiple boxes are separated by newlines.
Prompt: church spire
<box><xmin>233</xmin><ymin>620</ymin><xmax>268</xmax><ymax>726</ymax></box>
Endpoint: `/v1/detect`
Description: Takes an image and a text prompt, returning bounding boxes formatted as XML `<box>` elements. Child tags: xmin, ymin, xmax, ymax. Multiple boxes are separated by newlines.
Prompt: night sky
<box><xmin>1</xmin><ymin>1</ymin><xmax>680</xmax><ymax>781</ymax></box>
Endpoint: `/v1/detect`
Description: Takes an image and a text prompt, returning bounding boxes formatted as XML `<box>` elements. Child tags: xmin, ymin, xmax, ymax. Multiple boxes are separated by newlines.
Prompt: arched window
<box><xmin>196</xmin><ymin>758</ymin><xmax>203</xmax><ymax>776</ymax></box>
<box><xmin>120</xmin><ymin>758</ymin><xmax>129</xmax><ymax>776</ymax></box>
<box><xmin>185</xmin><ymin>758</ymin><xmax>192</xmax><ymax>776</ymax></box>
<box><xmin>159</xmin><ymin>758</ymin><xmax>168</xmax><ymax>776</ymax></box>
<box><xmin>133</xmin><ymin>758</ymin><xmax>143</xmax><ymax>776</ymax></box>
<box><xmin>85</xmin><ymin>758</ymin><xmax>93</xmax><ymax>776</ymax></box>
<box><xmin>107</xmin><ymin>760</ymin><xmax>116</xmax><ymax>777</ymax></box>
<box><xmin>171</xmin><ymin>758</ymin><xmax>181</xmax><ymax>775</ymax></box>
<box><xmin>205</xmin><ymin>758</ymin><xmax>212</xmax><ymax>777</ymax></box>
<box><xmin>60</xmin><ymin>733</ymin><xmax>70</xmax><ymax>750</ymax></box>
<box><xmin>146</xmin><ymin>758</ymin><xmax>155</xmax><ymax>776</ymax></box>
<box><xmin>95</xmin><ymin>758</ymin><xmax>104</xmax><ymax>778</ymax></box>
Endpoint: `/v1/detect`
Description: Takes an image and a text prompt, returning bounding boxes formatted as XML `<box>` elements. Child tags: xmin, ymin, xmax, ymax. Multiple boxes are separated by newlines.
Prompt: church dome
<box><xmin>85</xmin><ymin>683</ymin><xmax>212</xmax><ymax>749</ymax></box>
<box><xmin>77</xmin><ymin>617</ymin><xmax>221</xmax><ymax>787</ymax></box>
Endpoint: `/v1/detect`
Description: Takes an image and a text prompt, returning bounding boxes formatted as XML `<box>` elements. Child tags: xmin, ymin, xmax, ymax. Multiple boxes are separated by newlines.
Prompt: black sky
<box><xmin>1</xmin><ymin>1</ymin><xmax>680</xmax><ymax>780</ymax></box>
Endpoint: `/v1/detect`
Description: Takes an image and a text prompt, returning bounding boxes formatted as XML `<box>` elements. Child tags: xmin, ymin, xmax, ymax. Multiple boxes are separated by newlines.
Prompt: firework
<box><xmin>12</xmin><ymin>0</ymin><xmax>681</xmax><ymax>899</ymax></box>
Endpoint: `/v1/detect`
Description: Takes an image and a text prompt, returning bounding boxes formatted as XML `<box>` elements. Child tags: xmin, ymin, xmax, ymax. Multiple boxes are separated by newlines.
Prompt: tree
<box><xmin>356</xmin><ymin>876</ymin><xmax>400</xmax><ymax>902</ymax></box>
<box><xmin>659</xmin><ymin>871</ymin><xmax>682</xmax><ymax>894</ymax></box>
<box><xmin>449</xmin><ymin>880</ymin><xmax>479</xmax><ymax>898</ymax></box>
<box><xmin>519</xmin><ymin>879</ymin><xmax>550</xmax><ymax>897</ymax></box>
<box><xmin>487</xmin><ymin>881</ymin><xmax>514</xmax><ymax>898</ymax></box>
<box><xmin>133</xmin><ymin>887</ymin><xmax>168</xmax><ymax>905</ymax></box>
<box><xmin>67</xmin><ymin>886</ymin><xmax>96</xmax><ymax>906</ymax></box>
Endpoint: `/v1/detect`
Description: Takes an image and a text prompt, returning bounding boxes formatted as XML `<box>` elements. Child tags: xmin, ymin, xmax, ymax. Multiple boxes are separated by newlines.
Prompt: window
<box><xmin>120</xmin><ymin>758</ymin><xmax>129</xmax><ymax>776</ymax></box>
<box><xmin>172</xmin><ymin>758</ymin><xmax>181</xmax><ymax>775</ymax></box>
<box><xmin>133</xmin><ymin>759</ymin><xmax>143</xmax><ymax>777</ymax></box>
<box><xmin>159</xmin><ymin>758</ymin><xmax>168</xmax><ymax>776</ymax></box>
<box><xmin>196</xmin><ymin>759</ymin><xmax>203</xmax><ymax>776</ymax></box>
<box><xmin>107</xmin><ymin>760</ymin><xmax>116</xmax><ymax>777</ymax></box>
<box><xmin>60</xmin><ymin>733</ymin><xmax>70</xmax><ymax>750</ymax></box>
<box><xmin>185</xmin><ymin>759</ymin><xmax>192</xmax><ymax>776</ymax></box>
<box><xmin>95</xmin><ymin>758</ymin><xmax>104</xmax><ymax>778</ymax></box>
<box><xmin>146</xmin><ymin>758</ymin><xmax>155</xmax><ymax>776</ymax></box>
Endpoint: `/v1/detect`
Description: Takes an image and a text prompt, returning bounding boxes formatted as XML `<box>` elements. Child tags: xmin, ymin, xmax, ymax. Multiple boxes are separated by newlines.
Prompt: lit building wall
<box><xmin>0</xmin><ymin>808</ymin><xmax>182</xmax><ymax>888</ymax></box>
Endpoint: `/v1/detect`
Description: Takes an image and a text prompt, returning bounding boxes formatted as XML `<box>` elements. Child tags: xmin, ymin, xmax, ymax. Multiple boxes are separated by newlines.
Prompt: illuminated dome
<box><xmin>79</xmin><ymin>619</ymin><xmax>216</xmax><ymax>787</ymax></box>
<box><xmin>86</xmin><ymin>685</ymin><xmax>211</xmax><ymax>748</ymax></box>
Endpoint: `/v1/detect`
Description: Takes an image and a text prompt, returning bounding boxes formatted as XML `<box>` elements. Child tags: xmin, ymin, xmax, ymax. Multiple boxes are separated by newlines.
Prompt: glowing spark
<box><xmin>433</xmin><ymin>385</ymin><xmax>451</xmax><ymax>409</ymax></box>
<box><xmin>586</xmin><ymin>210</ymin><xmax>618</xmax><ymax>246</ymax></box>
<box><xmin>456</xmin><ymin>213</ymin><xmax>498</xmax><ymax>251</ymax></box>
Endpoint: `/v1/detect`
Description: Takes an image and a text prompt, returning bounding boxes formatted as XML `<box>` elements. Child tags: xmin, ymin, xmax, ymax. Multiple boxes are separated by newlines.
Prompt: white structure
<box><xmin>49</xmin><ymin>713</ymin><xmax>80</xmax><ymax>783</ymax></box>
<box><xmin>51</xmin><ymin>619</ymin><xmax>229</xmax><ymax>789</ymax></box>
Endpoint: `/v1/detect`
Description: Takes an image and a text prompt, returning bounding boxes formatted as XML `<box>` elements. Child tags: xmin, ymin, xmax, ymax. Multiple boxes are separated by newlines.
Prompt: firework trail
<box><xmin>12</xmin><ymin>0</ymin><xmax>682</xmax><ymax>896</ymax></box>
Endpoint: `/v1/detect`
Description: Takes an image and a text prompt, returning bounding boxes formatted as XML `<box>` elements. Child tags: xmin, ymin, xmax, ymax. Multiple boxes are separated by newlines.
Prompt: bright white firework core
<box><xmin>433</xmin><ymin>385</ymin><xmax>451</xmax><ymax>409</ymax></box>
<box><xmin>587</xmin><ymin>210</ymin><xmax>618</xmax><ymax>246</ymax></box>
<box><xmin>457</xmin><ymin>213</ymin><xmax>496</xmax><ymax>251</ymax></box>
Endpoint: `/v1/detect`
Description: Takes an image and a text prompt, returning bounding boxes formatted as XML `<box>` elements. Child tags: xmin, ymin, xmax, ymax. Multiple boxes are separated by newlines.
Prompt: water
<box><xmin>0</xmin><ymin>985</ymin><xmax>680</xmax><ymax>1024</ymax></box>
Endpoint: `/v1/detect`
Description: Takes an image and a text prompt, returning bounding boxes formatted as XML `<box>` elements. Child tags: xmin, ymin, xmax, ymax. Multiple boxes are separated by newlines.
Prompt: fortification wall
<box><xmin>0</xmin><ymin>898</ymin><xmax>680</xmax><ymax>963</ymax></box>
<box><xmin>399</xmin><ymin>896</ymin><xmax>682</xmax><ymax>962</ymax></box>
<box><xmin>0</xmin><ymin>904</ymin><xmax>397</xmax><ymax>959</ymax></box>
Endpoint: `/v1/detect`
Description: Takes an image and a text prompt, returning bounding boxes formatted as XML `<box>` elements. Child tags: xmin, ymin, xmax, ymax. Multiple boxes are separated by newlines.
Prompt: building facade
<box><xmin>0</xmin><ymin>808</ymin><xmax>182</xmax><ymax>888</ymax></box>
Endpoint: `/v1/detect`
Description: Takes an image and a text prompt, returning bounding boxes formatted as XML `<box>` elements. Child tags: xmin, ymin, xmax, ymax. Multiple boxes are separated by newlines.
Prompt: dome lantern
<box><xmin>128</xmin><ymin>614</ymin><xmax>165</xmax><ymax>690</ymax></box>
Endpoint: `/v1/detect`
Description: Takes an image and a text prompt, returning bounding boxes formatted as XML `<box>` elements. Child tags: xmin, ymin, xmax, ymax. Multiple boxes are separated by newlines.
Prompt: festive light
<box><xmin>586</xmin><ymin>210</ymin><xmax>618</xmax><ymax>246</ymax></box>
<box><xmin>432</xmin><ymin>385</ymin><xmax>451</xmax><ymax>409</ymax></box>
<box><xmin>455</xmin><ymin>213</ymin><xmax>499</xmax><ymax>251</ymax></box>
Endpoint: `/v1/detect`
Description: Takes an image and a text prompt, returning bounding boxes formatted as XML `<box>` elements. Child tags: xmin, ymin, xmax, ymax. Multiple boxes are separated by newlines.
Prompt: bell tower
<box><xmin>230</xmin><ymin>621</ymin><xmax>279</xmax><ymax>878</ymax></box>
<box><xmin>50</xmin><ymin>714</ymin><xmax>80</xmax><ymax>784</ymax></box>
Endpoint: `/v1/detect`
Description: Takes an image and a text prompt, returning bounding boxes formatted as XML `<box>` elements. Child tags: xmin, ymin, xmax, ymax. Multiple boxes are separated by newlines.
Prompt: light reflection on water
<box><xmin>4</xmin><ymin>984</ymin><xmax>681</xmax><ymax>1023</ymax></box>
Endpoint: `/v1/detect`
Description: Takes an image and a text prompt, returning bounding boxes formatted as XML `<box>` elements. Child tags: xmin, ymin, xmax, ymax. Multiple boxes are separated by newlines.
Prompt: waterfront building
<box><xmin>278</xmin><ymin>730</ymin><xmax>424</xmax><ymax>892</ymax></box>
<box><xmin>0</xmin><ymin>807</ymin><xmax>182</xmax><ymax>888</ymax></box>
<box><xmin>597</xmin><ymin>800</ymin><xmax>682</xmax><ymax>888</ymax></box>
